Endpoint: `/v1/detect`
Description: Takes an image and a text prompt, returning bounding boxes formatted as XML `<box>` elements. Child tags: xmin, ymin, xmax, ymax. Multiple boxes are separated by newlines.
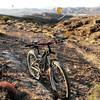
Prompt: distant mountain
<box><xmin>61</xmin><ymin>7</ymin><xmax>100</xmax><ymax>15</ymax></box>
<box><xmin>0</xmin><ymin>7</ymin><xmax>100</xmax><ymax>17</ymax></box>
<box><xmin>49</xmin><ymin>7</ymin><xmax>100</xmax><ymax>15</ymax></box>
<box><xmin>0</xmin><ymin>8</ymin><xmax>45</xmax><ymax>16</ymax></box>
<box><xmin>23</xmin><ymin>13</ymin><xmax>72</xmax><ymax>24</ymax></box>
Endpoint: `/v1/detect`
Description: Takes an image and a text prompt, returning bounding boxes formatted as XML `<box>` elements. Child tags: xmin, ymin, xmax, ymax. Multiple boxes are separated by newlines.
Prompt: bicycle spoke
<box><xmin>27</xmin><ymin>50</ymin><xmax>40</xmax><ymax>80</ymax></box>
<box><xmin>31</xmin><ymin>66</ymin><xmax>39</xmax><ymax>72</ymax></box>
<box><xmin>31</xmin><ymin>60</ymin><xmax>37</xmax><ymax>66</ymax></box>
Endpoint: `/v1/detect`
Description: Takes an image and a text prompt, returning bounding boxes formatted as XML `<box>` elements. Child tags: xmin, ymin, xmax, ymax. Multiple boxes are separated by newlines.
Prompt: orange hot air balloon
<box><xmin>56</xmin><ymin>7</ymin><xmax>63</xmax><ymax>15</ymax></box>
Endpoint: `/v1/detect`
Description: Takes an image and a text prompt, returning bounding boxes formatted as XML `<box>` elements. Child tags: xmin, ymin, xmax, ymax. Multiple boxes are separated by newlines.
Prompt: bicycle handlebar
<box><xmin>25</xmin><ymin>41</ymin><xmax>54</xmax><ymax>48</ymax></box>
<box><xmin>25</xmin><ymin>36</ymin><xmax>68</xmax><ymax>48</ymax></box>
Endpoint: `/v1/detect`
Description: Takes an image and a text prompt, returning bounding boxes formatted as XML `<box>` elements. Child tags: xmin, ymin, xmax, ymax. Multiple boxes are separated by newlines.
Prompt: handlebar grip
<box><xmin>63</xmin><ymin>37</ymin><xmax>68</xmax><ymax>40</ymax></box>
<box><xmin>51</xmin><ymin>51</ymin><xmax>56</xmax><ymax>54</ymax></box>
<box><xmin>25</xmin><ymin>44</ymin><xmax>33</xmax><ymax>47</ymax></box>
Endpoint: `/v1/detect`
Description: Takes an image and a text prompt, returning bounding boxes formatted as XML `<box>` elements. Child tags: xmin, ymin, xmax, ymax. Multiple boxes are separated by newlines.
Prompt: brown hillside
<box><xmin>0</xmin><ymin>15</ymin><xmax>100</xmax><ymax>100</ymax></box>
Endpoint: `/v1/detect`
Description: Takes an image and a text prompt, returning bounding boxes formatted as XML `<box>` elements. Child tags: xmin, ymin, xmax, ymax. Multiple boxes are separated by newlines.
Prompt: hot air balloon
<box><xmin>56</xmin><ymin>7</ymin><xmax>63</xmax><ymax>15</ymax></box>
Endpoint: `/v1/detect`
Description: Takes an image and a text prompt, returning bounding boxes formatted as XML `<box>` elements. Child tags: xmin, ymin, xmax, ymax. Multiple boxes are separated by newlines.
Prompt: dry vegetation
<box><xmin>0</xmin><ymin>15</ymin><xmax>100</xmax><ymax>100</ymax></box>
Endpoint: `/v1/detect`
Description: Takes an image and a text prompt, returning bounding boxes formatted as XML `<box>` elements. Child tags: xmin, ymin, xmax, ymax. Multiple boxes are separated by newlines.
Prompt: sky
<box><xmin>0</xmin><ymin>0</ymin><xmax>100</xmax><ymax>9</ymax></box>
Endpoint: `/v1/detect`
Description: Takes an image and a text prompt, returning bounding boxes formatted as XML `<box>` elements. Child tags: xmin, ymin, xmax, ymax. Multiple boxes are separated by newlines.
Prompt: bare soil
<box><xmin>0</xmin><ymin>15</ymin><xmax>100</xmax><ymax>100</ymax></box>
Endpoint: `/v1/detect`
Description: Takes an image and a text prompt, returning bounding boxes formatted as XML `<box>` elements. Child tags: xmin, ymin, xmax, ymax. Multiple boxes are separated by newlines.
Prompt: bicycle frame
<box><xmin>27</xmin><ymin>37</ymin><xmax>70</xmax><ymax>99</ymax></box>
<box><xmin>35</xmin><ymin>45</ymin><xmax>53</xmax><ymax>72</ymax></box>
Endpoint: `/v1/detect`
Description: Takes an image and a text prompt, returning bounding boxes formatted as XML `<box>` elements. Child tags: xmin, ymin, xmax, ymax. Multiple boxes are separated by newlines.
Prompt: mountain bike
<box><xmin>26</xmin><ymin>36</ymin><xmax>70</xmax><ymax>99</ymax></box>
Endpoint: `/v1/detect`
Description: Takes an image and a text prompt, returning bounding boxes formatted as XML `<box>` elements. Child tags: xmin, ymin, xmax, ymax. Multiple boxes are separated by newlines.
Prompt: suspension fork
<box><xmin>48</xmin><ymin>59</ymin><xmax>57</xmax><ymax>91</ymax></box>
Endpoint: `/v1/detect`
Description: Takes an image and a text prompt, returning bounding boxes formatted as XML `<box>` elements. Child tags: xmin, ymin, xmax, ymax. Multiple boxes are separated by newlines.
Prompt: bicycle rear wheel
<box><xmin>50</xmin><ymin>61</ymin><xmax>70</xmax><ymax>99</ymax></box>
<box><xmin>27</xmin><ymin>50</ymin><xmax>40</xmax><ymax>79</ymax></box>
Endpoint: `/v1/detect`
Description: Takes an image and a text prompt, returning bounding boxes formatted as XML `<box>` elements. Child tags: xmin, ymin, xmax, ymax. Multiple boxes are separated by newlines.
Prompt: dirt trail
<box><xmin>0</xmin><ymin>34</ymin><xmax>53</xmax><ymax>100</ymax></box>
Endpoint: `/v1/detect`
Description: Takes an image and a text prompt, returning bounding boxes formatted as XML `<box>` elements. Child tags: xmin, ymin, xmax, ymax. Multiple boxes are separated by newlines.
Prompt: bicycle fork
<box><xmin>48</xmin><ymin>66</ymin><xmax>57</xmax><ymax>91</ymax></box>
<box><xmin>46</xmin><ymin>55</ymin><xmax>57</xmax><ymax>91</ymax></box>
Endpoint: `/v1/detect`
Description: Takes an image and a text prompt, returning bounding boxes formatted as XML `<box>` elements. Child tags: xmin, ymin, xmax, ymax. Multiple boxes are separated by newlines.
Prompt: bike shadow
<box><xmin>38</xmin><ymin>75</ymin><xmax>60</xmax><ymax>99</ymax></box>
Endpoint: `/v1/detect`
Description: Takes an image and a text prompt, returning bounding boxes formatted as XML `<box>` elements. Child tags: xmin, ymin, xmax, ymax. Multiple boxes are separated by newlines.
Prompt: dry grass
<box><xmin>87</xmin><ymin>84</ymin><xmax>100</xmax><ymax>100</ymax></box>
<box><xmin>83</xmin><ymin>53</ymin><xmax>100</xmax><ymax>69</ymax></box>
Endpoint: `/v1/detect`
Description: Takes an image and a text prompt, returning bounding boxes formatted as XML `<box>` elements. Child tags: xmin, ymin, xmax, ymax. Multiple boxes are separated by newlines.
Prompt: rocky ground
<box><xmin>0</xmin><ymin>15</ymin><xmax>100</xmax><ymax>100</ymax></box>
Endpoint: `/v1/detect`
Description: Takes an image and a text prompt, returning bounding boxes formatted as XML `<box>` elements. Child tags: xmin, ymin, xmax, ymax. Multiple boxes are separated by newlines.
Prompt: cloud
<box><xmin>0</xmin><ymin>0</ymin><xmax>99</xmax><ymax>8</ymax></box>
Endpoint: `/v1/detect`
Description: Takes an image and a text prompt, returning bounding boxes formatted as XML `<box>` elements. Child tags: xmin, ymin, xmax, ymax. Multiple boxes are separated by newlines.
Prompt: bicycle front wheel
<box><xmin>27</xmin><ymin>50</ymin><xmax>40</xmax><ymax>79</ymax></box>
<box><xmin>50</xmin><ymin>61</ymin><xmax>70</xmax><ymax>99</ymax></box>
